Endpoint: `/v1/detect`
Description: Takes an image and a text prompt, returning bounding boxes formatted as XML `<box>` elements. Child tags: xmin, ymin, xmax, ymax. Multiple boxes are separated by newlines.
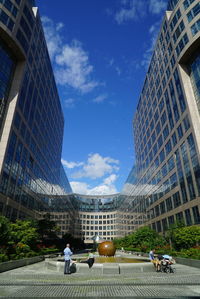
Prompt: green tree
<box><xmin>0</xmin><ymin>216</ymin><xmax>11</xmax><ymax>246</ymax></box>
<box><xmin>37</xmin><ymin>213</ymin><xmax>59</xmax><ymax>241</ymax></box>
<box><xmin>172</xmin><ymin>226</ymin><xmax>200</xmax><ymax>250</ymax></box>
<box><xmin>133</xmin><ymin>226</ymin><xmax>164</xmax><ymax>251</ymax></box>
<box><xmin>10</xmin><ymin>220</ymin><xmax>39</xmax><ymax>249</ymax></box>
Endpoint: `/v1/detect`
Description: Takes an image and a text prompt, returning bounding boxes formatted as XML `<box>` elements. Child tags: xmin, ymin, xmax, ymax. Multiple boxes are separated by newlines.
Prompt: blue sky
<box><xmin>36</xmin><ymin>0</ymin><xmax>168</xmax><ymax>195</ymax></box>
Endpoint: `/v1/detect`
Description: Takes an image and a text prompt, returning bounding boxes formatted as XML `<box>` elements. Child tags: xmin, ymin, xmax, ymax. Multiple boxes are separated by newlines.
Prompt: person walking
<box><xmin>64</xmin><ymin>243</ymin><xmax>73</xmax><ymax>274</ymax></box>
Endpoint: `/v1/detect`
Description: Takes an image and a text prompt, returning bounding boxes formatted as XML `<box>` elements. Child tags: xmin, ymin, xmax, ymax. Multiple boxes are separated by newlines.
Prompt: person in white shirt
<box><xmin>64</xmin><ymin>244</ymin><xmax>73</xmax><ymax>274</ymax></box>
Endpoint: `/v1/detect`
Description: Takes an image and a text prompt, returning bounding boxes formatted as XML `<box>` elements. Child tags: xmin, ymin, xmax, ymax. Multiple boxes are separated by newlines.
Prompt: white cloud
<box><xmin>115</xmin><ymin>0</ymin><xmax>144</xmax><ymax>24</ymax></box>
<box><xmin>42</xmin><ymin>17</ymin><xmax>98</xmax><ymax>94</ymax></box>
<box><xmin>141</xmin><ymin>20</ymin><xmax>161</xmax><ymax>69</ymax></box>
<box><xmin>41</xmin><ymin>16</ymin><xmax>63</xmax><ymax>60</ymax></box>
<box><xmin>103</xmin><ymin>174</ymin><xmax>118</xmax><ymax>185</ymax></box>
<box><xmin>55</xmin><ymin>40</ymin><xmax>98</xmax><ymax>93</ymax></box>
<box><xmin>64</xmin><ymin>98</ymin><xmax>76</xmax><ymax>108</ymax></box>
<box><xmin>113</xmin><ymin>0</ymin><xmax>167</xmax><ymax>24</ymax></box>
<box><xmin>70</xmin><ymin>181</ymin><xmax>118</xmax><ymax>195</ymax></box>
<box><xmin>72</xmin><ymin>153</ymin><xmax>119</xmax><ymax>179</ymax></box>
<box><xmin>93</xmin><ymin>94</ymin><xmax>107</xmax><ymax>103</ymax></box>
<box><xmin>70</xmin><ymin>181</ymin><xmax>90</xmax><ymax>194</ymax></box>
<box><xmin>149</xmin><ymin>0</ymin><xmax>167</xmax><ymax>14</ymax></box>
<box><xmin>61</xmin><ymin>158</ymin><xmax>84</xmax><ymax>169</ymax></box>
<box><xmin>115</xmin><ymin>66</ymin><xmax>121</xmax><ymax>76</ymax></box>
<box><xmin>70</xmin><ymin>174</ymin><xmax>118</xmax><ymax>195</ymax></box>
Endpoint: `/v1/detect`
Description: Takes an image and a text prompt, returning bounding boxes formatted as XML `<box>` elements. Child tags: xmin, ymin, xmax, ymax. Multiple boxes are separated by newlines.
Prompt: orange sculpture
<box><xmin>98</xmin><ymin>241</ymin><xmax>116</xmax><ymax>256</ymax></box>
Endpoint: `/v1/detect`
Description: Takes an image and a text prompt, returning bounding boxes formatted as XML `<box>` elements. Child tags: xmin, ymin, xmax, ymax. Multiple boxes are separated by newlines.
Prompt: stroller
<box><xmin>160</xmin><ymin>255</ymin><xmax>175</xmax><ymax>273</ymax></box>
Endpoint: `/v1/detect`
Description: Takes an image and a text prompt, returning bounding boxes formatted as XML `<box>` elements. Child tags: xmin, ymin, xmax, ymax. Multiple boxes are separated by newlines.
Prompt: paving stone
<box><xmin>0</xmin><ymin>261</ymin><xmax>200</xmax><ymax>297</ymax></box>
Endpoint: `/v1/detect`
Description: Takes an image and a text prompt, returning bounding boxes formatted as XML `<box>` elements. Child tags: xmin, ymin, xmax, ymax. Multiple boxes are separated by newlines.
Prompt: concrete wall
<box><xmin>0</xmin><ymin>256</ymin><xmax>44</xmax><ymax>273</ymax></box>
<box><xmin>176</xmin><ymin>257</ymin><xmax>200</xmax><ymax>269</ymax></box>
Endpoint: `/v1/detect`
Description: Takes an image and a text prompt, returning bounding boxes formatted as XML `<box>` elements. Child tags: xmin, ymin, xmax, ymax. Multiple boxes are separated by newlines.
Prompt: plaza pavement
<box><xmin>0</xmin><ymin>257</ymin><xmax>200</xmax><ymax>298</ymax></box>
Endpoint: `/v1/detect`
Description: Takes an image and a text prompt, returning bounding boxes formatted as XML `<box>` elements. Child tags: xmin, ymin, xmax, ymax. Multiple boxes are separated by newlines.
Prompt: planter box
<box><xmin>0</xmin><ymin>256</ymin><xmax>44</xmax><ymax>273</ymax></box>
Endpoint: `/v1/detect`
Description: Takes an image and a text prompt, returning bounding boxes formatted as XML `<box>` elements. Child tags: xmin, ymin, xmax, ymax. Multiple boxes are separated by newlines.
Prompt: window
<box><xmin>183</xmin><ymin>0</ymin><xmax>195</xmax><ymax>10</ymax></box>
<box><xmin>173</xmin><ymin>191</ymin><xmax>181</xmax><ymax>208</ymax></box>
<box><xmin>162</xmin><ymin>164</ymin><xmax>167</xmax><ymax>177</ymax></box>
<box><xmin>160</xmin><ymin>201</ymin><xmax>166</xmax><ymax>214</ymax></box>
<box><xmin>187</xmin><ymin>3</ymin><xmax>200</xmax><ymax>22</ymax></box>
<box><xmin>155</xmin><ymin>205</ymin><xmax>160</xmax><ymax>217</ymax></box>
<box><xmin>166</xmin><ymin>197</ymin><xmax>173</xmax><ymax>211</ymax></box>
<box><xmin>167</xmin><ymin>156</ymin><xmax>175</xmax><ymax>172</ymax></box>
<box><xmin>158</xmin><ymin>134</ymin><xmax>163</xmax><ymax>148</ymax></box>
<box><xmin>192</xmin><ymin>206</ymin><xmax>200</xmax><ymax>224</ymax></box>
<box><xmin>0</xmin><ymin>8</ymin><xmax>14</xmax><ymax>31</ymax></box>
<box><xmin>162</xmin><ymin>218</ymin><xmax>168</xmax><ymax>230</ymax></box>
<box><xmin>161</xmin><ymin>111</ymin><xmax>167</xmax><ymax>126</ymax></box>
<box><xmin>168</xmin><ymin>215</ymin><xmax>175</xmax><ymax>225</ymax></box>
<box><xmin>176</xmin><ymin>212</ymin><xmax>184</xmax><ymax>224</ymax></box>
<box><xmin>156</xmin><ymin>221</ymin><xmax>162</xmax><ymax>232</ymax></box>
<box><xmin>187</xmin><ymin>175</ymin><xmax>196</xmax><ymax>200</ymax></box>
<box><xmin>1</xmin><ymin>0</ymin><xmax>18</xmax><ymax>17</ymax></box>
<box><xmin>159</xmin><ymin>149</ymin><xmax>165</xmax><ymax>163</ymax></box>
<box><xmin>183</xmin><ymin>115</ymin><xmax>190</xmax><ymax>132</ymax></box>
<box><xmin>16</xmin><ymin>29</ymin><xmax>29</xmax><ymax>53</ymax></box>
<box><xmin>165</xmin><ymin>140</ymin><xmax>172</xmax><ymax>156</ymax></box>
<box><xmin>173</xmin><ymin>20</ymin><xmax>185</xmax><ymax>44</ymax></box>
<box><xmin>191</xmin><ymin>19</ymin><xmax>200</xmax><ymax>36</ymax></box>
<box><xmin>170</xmin><ymin>8</ymin><xmax>181</xmax><ymax>31</ymax></box>
<box><xmin>189</xmin><ymin>55</ymin><xmax>200</xmax><ymax>112</ymax></box>
<box><xmin>163</xmin><ymin>125</ymin><xmax>169</xmax><ymax>139</ymax></box>
<box><xmin>166</xmin><ymin>67</ymin><xmax>171</xmax><ymax>80</ymax></box>
<box><xmin>177</xmin><ymin>124</ymin><xmax>183</xmax><ymax>139</ymax></box>
<box><xmin>170</xmin><ymin>173</ymin><xmax>178</xmax><ymax>189</ymax></box>
<box><xmin>185</xmin><ymin>209</ymin><xmax>192</xmax><ymax>225</ymax></box>
<box><xmin>176</xmin><ymin>33</ymin><xmax>189</xmax><ymax>56</ymax></box>
<box><xmin>171</xmin><ymin>55</ymin><xmax>176</xmax><ymax>69</ymax></box>
<box><xmin>172</xmin><ymin>132</ymin><xmax>177</xmax><ymax>147</ymax></box>
<box><xmin>20</xmin><ymin>16</ymin><xmax>32</xmax><ymax>41</ymax></box>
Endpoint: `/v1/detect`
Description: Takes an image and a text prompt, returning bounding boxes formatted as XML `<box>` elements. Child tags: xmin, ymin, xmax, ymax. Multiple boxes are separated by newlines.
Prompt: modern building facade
<box><xmin>122</xmin><ymin>0</ymin><xmax>200</xmax><ymax>233</ymax></box>
<box><xmin>0</xmin><ymin>0</ymin><xmax>73</xmax><ymax>222</ymax></box>
<box><xmin>0</xmin><ymin>0</ymin><xmax>200</xmax><ymax>244</ymax></box>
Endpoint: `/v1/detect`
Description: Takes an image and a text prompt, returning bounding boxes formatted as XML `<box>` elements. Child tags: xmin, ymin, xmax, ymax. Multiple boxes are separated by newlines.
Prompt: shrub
<box><xmin>0</xmin><ymin>254</ymin><xmax>9</xmax><ymax>263</ymax></box>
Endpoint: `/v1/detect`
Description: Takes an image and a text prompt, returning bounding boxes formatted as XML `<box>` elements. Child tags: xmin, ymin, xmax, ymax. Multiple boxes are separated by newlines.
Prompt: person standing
<box><xmin>149</xmin><ymin>249</ymin><xmax>155</xmax><ymax>261</ymax></box>
<box><xmin>64</xmin><ymin>244</ymin><xmax>73</xmax><ymax>274</ymax></box>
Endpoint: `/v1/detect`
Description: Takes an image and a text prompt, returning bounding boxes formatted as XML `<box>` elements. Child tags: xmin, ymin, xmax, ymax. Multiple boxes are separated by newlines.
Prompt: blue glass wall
<box><xmin>0</xmin><ymin>0</ymin><xmax>74</xmax><ymax>220</ymax></box>
<box><xmin>190</xmin><ymin>54</ymin><xmax>200</xmax><ymax>112</ymax></box>
<box><xmin>0</xmin><ymin>40</ymin><xmax>16</xmax><ymax>134</ymax></box>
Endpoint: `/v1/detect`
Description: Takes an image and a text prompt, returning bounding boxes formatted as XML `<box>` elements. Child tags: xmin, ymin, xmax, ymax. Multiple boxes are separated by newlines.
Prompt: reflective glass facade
<box><xmin>0</xmin><ymin>40</ymin><xmax>15</xmax><ymax>135</ymax></box>
<box><xmin>190</xmin><ymin>54</ymin><xmax>200</xmax><ymax>111</ymax></box>
<box><xmin>0</xmin><ymin>0</ymin><xmax>73</xmax><ymax>221</ymax></box>
<box><xmin>121</xmin><ymin>0</ymin><xmax>200</xmax><ymax>233</ymax></box>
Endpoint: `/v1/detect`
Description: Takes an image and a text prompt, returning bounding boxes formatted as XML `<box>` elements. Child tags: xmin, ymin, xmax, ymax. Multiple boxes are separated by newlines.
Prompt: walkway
<box><xmin>0</xmin><ymin>260</ymin><xmax>200</xmax><ymax>297</ymax></box>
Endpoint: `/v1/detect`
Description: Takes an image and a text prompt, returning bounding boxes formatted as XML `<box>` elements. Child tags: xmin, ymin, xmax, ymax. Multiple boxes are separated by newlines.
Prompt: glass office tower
<box><xmin>122</xmin><ymin>0</ymin><xmax>200</xmax><ymax>233</ymax></box>
<box><xmin>0</xmin><ymin>0</ymin><xmax>73</xmax><ymax>221</ymax></box>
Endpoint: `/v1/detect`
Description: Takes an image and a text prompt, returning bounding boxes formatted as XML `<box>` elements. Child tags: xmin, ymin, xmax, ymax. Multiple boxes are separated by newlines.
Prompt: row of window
<box><xmin>191</xmin><ymin>18</ymin><xmax>200</xmax><ymax>36</ymax></box>
<box><xmin>0</xmin><ymin>8</ymin><xmax>14</xmax><ymax>31</ymax></box>
<box><xmin>175</xmin><ymin>33</ymin><xmax>189</xmax><ymax>56</ymax></box>
<box><xmin>0</xmin><ymin>0</ymin><xmax>18</xmax><ymax>18</ymax></box>
<box><xmin>79</xmin><ymin>214</ymin><xmax>117</xmax><ymax>219</ymax></box>
<box><xmin>152</xmin><ymin>205</ymin><xmax>200</xmax><ymax>232</ymax></box>
<box><xmin>187</xmin><ymin>2</ymin><xmax>200</xmax><ymax>22</ymax></box>
<box><xmin>83</xmin><ymin>231</ymin><xmax>118</xmax><ymax>236</ymax></box>
<box><xmin>173</xmin><ymin>20</ymin><xmax>185</xmax><ymax>44</ymax></box>
<box><xmin>183</xmin><ymin>0</ymin><xmax>195</xmax><ymax>10</ymax></box>
<box><xmin>170</xmin><ymin>8</ymin><xmax>181</xmax><ymax>32</ymax></box>
<box><xmin>81</xmin><ymin>225</ymin><xmax>117</xmax><ymax>231</ymax></box>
